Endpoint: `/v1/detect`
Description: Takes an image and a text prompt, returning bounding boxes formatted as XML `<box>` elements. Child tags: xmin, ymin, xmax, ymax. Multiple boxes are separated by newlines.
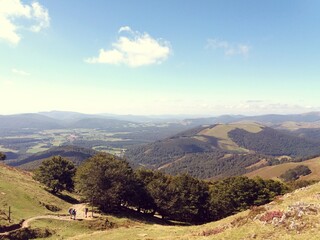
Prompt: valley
<box><xmin>2</xmin><ymin>111</ymin><xmax>320</xmax><ymax>240</ymax></box>
<box><xmin>0</xmin><ymin>128</ymin><xmax>128</xmax><ymax>160</ymax></box>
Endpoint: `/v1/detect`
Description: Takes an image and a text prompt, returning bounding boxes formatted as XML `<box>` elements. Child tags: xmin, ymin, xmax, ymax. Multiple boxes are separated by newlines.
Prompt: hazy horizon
<box><xmin>1</xmin><ymin>109</ymin><xmax>320</xmax><ymax>119</ymax></box>
<box><xmin>1</xmin><ymin>1</ymin><xmax>320</xmax><ymax>116</ymax></box>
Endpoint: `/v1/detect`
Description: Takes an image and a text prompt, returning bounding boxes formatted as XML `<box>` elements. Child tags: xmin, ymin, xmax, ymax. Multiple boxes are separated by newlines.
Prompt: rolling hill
<box><xmin>8</xmin><ymin>146</ymin><xmax>97</xmax><ymax>170</ymax></box>
<box><xmin>184</xmin><ymin>111</ymin><xmax>320</xmax><ymax>126</ymax></box>
<box><xmin>126</xmin><ymin>123</ymin><xmax>320</xmax><ymax>179</ymax></box>
<box><xmin>0</xmin><ymin>114</ymin><xmax>63</xmax><ymax>131</ymax></box>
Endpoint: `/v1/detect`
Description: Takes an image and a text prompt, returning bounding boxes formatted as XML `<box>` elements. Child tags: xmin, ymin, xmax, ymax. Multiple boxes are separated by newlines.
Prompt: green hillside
<box><xmin>41</xmin><ymin>181</ymin><xmax>320</xmax><ymax>240</ymax></box>
<box><xmin>0</xmin><ymin>163</ymin><xmax>70</xmax><ymax>226</ymax></box>
<box><xmin>2</xmin><ymin>155</ymin><xmax>320</xmax><ymax>240</ymax></box>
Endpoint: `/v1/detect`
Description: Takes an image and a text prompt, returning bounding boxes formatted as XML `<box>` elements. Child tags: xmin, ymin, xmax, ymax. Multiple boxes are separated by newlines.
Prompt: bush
<box><xmin>280</xmin><ymin>165</ymin><xmax>311</xmax><ymax>182</ymax></box>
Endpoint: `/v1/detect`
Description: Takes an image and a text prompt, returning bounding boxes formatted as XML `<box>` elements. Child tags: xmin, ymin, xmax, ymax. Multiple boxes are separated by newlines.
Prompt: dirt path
<box><xmin>21</xmin><ymin>215</ymin><xmax>72</xmax><ymax>228</ymax></box>
<box><xmin>0</xmin><ymin>203</ymin><xmax>95</xmax><ymax>236</ymax></box>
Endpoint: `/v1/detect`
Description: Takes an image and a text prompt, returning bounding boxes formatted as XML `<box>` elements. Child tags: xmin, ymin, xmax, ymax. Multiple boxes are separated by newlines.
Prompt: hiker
<box><xmin>68</xmin><ymin>208</ymin><xmax>73</xmax><ymax>219</ymax></box>
<box><xmin>72</xmin><ymin>209</ymin><xmax>77</xmax><ymax>220</ymax></box>
<box><xmin>84</xmin><ymin>207</ymin><xmax>88</xmax><ymax>218</ymax></box>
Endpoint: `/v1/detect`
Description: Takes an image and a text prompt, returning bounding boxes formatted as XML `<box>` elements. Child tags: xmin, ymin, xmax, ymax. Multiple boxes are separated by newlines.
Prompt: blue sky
<box><xmin>1</xmin><ymin>0</ymin><xmax>320</xmax><ymax>116</ymax></box>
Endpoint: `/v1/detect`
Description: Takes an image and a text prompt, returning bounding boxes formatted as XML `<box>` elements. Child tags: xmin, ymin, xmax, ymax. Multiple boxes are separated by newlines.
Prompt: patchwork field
<box><xmin>0</xmin><ymin>129</ymin><xmax>128</xmax><ymax>161</ymax></box>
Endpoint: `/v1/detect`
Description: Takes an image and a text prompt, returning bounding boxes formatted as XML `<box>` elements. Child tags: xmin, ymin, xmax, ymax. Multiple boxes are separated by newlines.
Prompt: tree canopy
<box><xmin>0</xmin><ymin>152</ymin><xmax>6</xmax><ymax>160</ymax></box>
<box><xmin>75</xmin><ymin>153</ymin><xmax>136</xmax><ymax>212</ymax></box>
<box><xmin>280</xmin><ymin>165</ymin><xmax>312</xmax><ymax>182</ymax></box>
<box><xmin>33</xmin><ymin>156</ymin><xmax>76</xmax><ymax>194</ymax></box>
<box><xmin>74</xmin><ymin>154</ymin><xmax>288</xmax><ymax>223</ymax></box>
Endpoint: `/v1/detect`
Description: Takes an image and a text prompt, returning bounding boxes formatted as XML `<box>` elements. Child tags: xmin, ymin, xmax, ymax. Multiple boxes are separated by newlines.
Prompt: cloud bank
<box><xmin>0</xmin><ymin>0</ymin><xmax>50</xmax><ymax>44</ymax></box>
<box><xmin>85</xmin><ymin>26</ymin><xmax>171</xmax><ymax>67</ymax></box>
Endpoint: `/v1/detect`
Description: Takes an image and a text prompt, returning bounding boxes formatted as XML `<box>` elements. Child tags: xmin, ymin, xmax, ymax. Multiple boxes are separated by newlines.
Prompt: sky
<box><xmin>1</xmin><ymin>0</ymin><xmax>320</xmax><ymax>116</ymax></box>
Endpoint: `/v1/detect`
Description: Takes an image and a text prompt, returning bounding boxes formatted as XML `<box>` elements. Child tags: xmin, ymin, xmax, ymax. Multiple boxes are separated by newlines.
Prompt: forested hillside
<box><xmin>126</xmin><ymin>123</ymin><xmax>320</xmax><ymax>179</ymax></box>
<box><xmin>229</xmin><ymin>127</ymin><xmax>320</xmax><ymax>157</ymax></box>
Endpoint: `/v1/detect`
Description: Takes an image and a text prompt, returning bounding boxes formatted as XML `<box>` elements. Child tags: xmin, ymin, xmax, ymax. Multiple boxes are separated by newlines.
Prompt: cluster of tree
<box><xmin>163</xmin><ymin>152</ymin><xmax>272</xmax><ymax>179</ymax></box>
<box><xmin>0</xmin><ymin>152</ymin><xmax>6</xmax><ymax>160</ymax></box>
<box><xmin>279</xmin><ymin>165</ymin><xmax>312</xmax><ymax>182</ymax></box>
<box><xmin>34</xmin><ymin>153</ymin><xmax>288</xmax><ymax>223</ymax></box>
<box><xmin>229</xmin><ymin>127</ymin><xmax>320</xmax><ymax>157</ymax></box>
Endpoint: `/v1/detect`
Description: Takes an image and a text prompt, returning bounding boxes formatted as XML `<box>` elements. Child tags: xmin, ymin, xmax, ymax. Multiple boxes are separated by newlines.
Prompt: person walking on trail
<box><xmin>72</xmin><ymin>209</ymin><xmax>77</xmax><ymax>220</ymax></box>
<box><xmin>84</xmin><ymin>207</ymin><xmax>88</xmax><ymax>218</ymax></box>
<box><xmin>68</xmin><ymin>208</ymin><xmax>73</xmax><ymax>219</ymax></box>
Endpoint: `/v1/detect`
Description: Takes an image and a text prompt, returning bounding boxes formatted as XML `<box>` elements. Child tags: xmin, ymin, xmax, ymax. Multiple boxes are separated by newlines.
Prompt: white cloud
<box><xmin>207</xmin><ymin>38</ymin><xmax>250</xmax><ymax>57</ymax></box>
<box><xmin>85</xmin><ymin>26</ymin><xmax>171</xmax><ymax>67</ymax></box>
<box><xmin>118</xmin><ymin>26</ymin><xmax>132</xmax><ymax>33</ymax></box>
<box><xmin>11</xmin><ymin>68</ymin><xmax>30</xmax><ymax>76</ymax></box>
<box><xmin>29</xmin><ymin>2</ymin><xmax>50</xmax><ymax>32</ymax></box>
<box><xmin>0</xmin><ymin>0</ymin><xmax>50</xmax><ymax>44</ymax></box>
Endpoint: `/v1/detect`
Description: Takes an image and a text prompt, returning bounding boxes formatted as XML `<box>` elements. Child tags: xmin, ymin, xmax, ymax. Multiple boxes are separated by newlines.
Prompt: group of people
<box><xmin>68</xmin><ymin>207</ymin><xmax>89</xmax><ymax>220</ymax></box>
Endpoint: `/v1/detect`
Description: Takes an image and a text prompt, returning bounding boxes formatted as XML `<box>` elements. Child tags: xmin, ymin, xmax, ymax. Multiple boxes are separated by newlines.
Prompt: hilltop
<box><xmin>126</xmin><ymin>123</ymin><xmax>320</xmax><ymax>179</ymax></box>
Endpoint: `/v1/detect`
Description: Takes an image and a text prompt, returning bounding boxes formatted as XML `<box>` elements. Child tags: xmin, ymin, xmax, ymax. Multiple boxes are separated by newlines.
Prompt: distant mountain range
<box><xmin>2</xmin><ymin>110</ymin><xmax>320</xmax><ymax>131</ymax></box>
<box><xmin>183</xmin><ymin>112</ymin><xmax>320</xmax><ymax>126</ymax></box>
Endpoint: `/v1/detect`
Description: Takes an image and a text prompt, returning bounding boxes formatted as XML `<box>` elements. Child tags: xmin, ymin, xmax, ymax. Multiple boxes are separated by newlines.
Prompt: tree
<box><xmin>0</xmin><ymin>152</ymin><xmax>6</xmax><ymax>161</ymax></box>
<box><xmin>280</xmin><ymin>165</ymin><xmax>312</xmax><ymax>182</ymax></box>
<box><xmin>168</xmin><ymin>174</ymin><xmax>210</xmax><ymax>223</ymax></box>
<box><xmin>33</xmin><ymin>156</ymin><xmax>76</xmax><ymax>194</ymax></box>
<box><xmin>75</xmin><ymin>153</ymin><xmax>136</xmax><ymax>212</ymax></box>
<box><xmin>132</xmin><ymin>168</ymin><xmax>157</xmax><ymax>213</ymax></box>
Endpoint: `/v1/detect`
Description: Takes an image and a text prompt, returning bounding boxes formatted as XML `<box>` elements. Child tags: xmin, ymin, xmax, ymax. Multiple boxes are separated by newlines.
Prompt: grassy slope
<box><xmin>3</xmin><ymin>161</ymin><xmax>320</xmax><ymax>239</ymax></box>
<box><xmin>245</xmin><ymin>157</ymin><xmax>320</xmax><ymax>180</ymax></box>
<box><xmin>0</xmin><ymin>163</ymin><xmax>70</xmax><ymax>226</ymax></box>
<box><xmin>51</xmin><ymin>182</ymin><xmax>320</xmax><ymax>240</ymax></box>
<box><xmin>198</xmin><ymin>123</ymin><xmax>263</xmax><ymax>151</ymax></box>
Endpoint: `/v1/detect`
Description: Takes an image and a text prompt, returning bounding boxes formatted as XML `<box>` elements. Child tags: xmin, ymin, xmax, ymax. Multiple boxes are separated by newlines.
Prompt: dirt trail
<box><xmin>0</xmin><ymin>203</ymin><xmax>95</xmax><ymax>236</ymax></box>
